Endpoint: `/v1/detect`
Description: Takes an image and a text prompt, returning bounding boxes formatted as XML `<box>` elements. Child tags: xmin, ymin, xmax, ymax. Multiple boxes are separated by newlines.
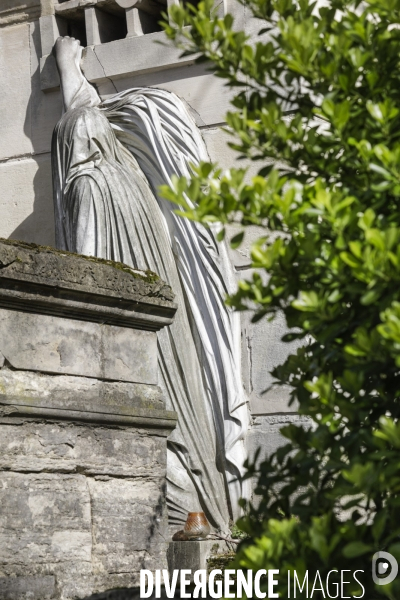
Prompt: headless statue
<box><xmin>52</xmin><ymin>36</ymin><xmax>250</xmax><ymax>534</ymax></box>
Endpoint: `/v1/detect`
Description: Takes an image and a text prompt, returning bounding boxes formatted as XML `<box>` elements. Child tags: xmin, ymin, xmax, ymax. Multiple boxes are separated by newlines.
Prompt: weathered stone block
<box><xmin>0</xmin><ymin>238</ymin><xmax>176</xmax><ymax>328</ymax></box>
<box><xmin>99</xmin><ymin>63</ymin><xmax>235</xmax><ymax>128</ymax></box>
<box><xmin>0</xmin><ymin>576</ymin><xmax>56</xmax><ymax>600</ymax></box>
<box><xmin>0</xmin><ymin>24</ymin><xmax>33</xmax><ymax>161</ymax></box>
<box><xmin>0</xmin><ymin>308</ymin><xmax>157</xmax><ymax>384</ymax></box>
<box><xmin>247</xmin><ymin>414</ymin><xmax>312</xmax><ymax>465</ymax></box>
<box><xmin>0</xmin><ymin>417</ymin><xmax>167</xmax><ymax>477</ymax></box>
<box><xmin>167</xmin><ymin>540</ymin><xmax>232</xmax><ymax>578</ymax></box>
<box><xmin>0</xmin><ymin>367</ymin><xmax>166</xmax><ymax>409</ymax></box>
<box><xmin>0</xmin><ymin>156</ymin><xmax>55</xmax><ymax>246</ymax></box>
<box><xmin>88</xmin><ymin>478</ymin><xmax>168</xmax><ymax>574</ymax></box>
<box><xmin>0</xmin><ymin>472</ymin><xmax>92</xmax><ymax>573</ymax></box>
<box><xmin>0</xmin><ymin>1</ymin><xmax>41</xmax><ymax>27</ymax></box>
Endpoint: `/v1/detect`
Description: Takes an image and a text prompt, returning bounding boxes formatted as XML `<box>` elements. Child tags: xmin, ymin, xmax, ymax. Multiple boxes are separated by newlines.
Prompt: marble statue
<box><xmin>52</xmin><ymin>36</ymin><xmax>250</xmax><ymax>533</ymax></box>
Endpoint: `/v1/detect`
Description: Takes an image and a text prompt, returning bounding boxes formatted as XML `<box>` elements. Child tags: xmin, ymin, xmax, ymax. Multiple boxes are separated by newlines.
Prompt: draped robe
<box><xmin>52</xmin><ymin>87</ymin><xmax>250</xmax><ymax>532</ymax></box>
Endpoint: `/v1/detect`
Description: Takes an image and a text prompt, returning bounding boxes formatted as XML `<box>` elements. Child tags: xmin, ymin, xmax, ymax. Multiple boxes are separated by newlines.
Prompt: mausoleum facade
<box><xmin>0</xmin><ymin>1</ymin><xmax>302</xmax><ymax>597</ymax></box>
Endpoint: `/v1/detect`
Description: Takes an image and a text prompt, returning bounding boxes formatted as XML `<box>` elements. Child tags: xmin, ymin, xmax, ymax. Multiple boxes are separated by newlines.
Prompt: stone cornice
<box><xmin>0</xmin><ymin>0</ymin><xmax>42</xmax><ymax>27</ymax></box>
<box><xmin>0</xmin><ymin>395</ymin><xmax>178</xmax><ymax>433</ymax></box>
<box><xmin>0</xmin><ymin>239</ymin><xmax>177</xmax><ymax>331</ymax></box>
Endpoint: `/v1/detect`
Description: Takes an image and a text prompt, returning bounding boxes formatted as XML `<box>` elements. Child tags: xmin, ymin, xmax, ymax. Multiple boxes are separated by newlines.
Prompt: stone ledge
<box><xmin>0</xmin><ymin>401</ymin><xmax>177</xmax><ymax>432</ymax></box>
<box><xmin>40</xmin><ymin>29</ymin><xmax>195</xmax><ymax>91</ymax></box>
<box><xmin>0</xmin><ymin>368</ymin><xmax>177</xmax><ymax>432</ymax></box>
<box><xmin>0</xmin><ymin>367</ymin><xmax>166</xmax><ymax>407</ymax></box>
<box><xmin>0</xmin><ymin>239</ymin><xmax>177</xmax><ymax>331</ymax></box>
<box><xmin>0</xmin><ymin>0</ymin><xmax>41</xmax><ymax>27</ymax></box>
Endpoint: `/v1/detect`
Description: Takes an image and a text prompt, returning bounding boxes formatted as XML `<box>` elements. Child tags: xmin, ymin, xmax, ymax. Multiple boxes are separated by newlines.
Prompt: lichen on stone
<box><xmin>207</xmin><ymin>551</ymin><xmax>236</xmax><ymax>577</ymax></box>
<box><xmin>0</xmin><ymin>238</ymin><xmax>159</xmax><ymax>285</ymax></box>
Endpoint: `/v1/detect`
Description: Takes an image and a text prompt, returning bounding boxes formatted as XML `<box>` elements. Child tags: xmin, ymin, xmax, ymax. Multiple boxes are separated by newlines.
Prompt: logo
<box><xmin>372</xmin><ymin>551</ymin><xmax>398</xmax><ymax>586</ymax></box>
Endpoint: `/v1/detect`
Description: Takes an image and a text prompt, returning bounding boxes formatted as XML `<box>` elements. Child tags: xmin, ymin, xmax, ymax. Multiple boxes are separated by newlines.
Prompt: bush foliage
<box><xmin>162</xmin><ymin>0</ymin><xmax>400</xmax><ymax>597</ymax></box>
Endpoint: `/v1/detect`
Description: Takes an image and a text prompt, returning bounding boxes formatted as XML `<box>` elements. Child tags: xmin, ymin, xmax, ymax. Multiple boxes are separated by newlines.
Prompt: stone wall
<box><xmin>0</xmin><ymin>0</ymin><xmax>300</xmax><ymax>501</ymax></box>
<box><xmin>0</xmin><ymin>240</ymin><xmax>177</xmax><ymax>600</ymax></box>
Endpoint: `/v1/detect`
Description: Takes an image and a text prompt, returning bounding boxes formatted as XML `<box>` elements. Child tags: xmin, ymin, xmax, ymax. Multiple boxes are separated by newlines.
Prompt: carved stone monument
<box><xmin>0</xmin><ymin>1</ymin><xmax>304</xmax><ymax>596</ymax></box>
<box><xmin>0</xmin><ymin>239</ymin><xmax>177</xmax><ymax>599</ymax></box>
<box><xmin>51</xmin><ymin>35</ymin><xmax>250</xmax><ymax>534</ymax></box>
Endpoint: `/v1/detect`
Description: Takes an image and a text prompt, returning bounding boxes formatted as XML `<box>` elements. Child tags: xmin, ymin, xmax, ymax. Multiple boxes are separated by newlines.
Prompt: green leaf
<box><xmin>230</xmin><ymin>231</ymin><xmax>245</xmax><ymax>249</ymax></box>
<box><xmin>292</xmin><ymin>291</ymin><xmax>320</xmax><ymax>312</ymax></box>
<box><xmin>217</xmin><ymin>227</ymin><xmax>226</xmax><ymax>241</ymax></box>
<box><xmin>343</xmin><ymin>542</ymin><xmax>372</xmax><ymax>558</ymax></box>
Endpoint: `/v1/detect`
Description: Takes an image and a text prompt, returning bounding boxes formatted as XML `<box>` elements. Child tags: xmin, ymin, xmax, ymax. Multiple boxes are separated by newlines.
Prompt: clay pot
<box><xmin>183</xmin><ymin>512</ymin><xmax>210</xmax><ymax>540</ymax></box>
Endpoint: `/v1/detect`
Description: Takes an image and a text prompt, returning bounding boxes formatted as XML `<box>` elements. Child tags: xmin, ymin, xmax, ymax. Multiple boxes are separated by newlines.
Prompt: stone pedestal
<box><xmin>0</xmin><ymin>240</ymin><xmax>177</xmax><ymax>600</ymax></box>
<box><xmin>167</xmin><ymin>540</ymin><xmax>232</xmax><ymax>578</ymax></box>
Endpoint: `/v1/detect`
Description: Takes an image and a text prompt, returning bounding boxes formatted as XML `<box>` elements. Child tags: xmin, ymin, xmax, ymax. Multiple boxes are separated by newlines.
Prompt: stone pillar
<box><xmin>0</xmin><ymin>239</ymin><xmax>177</xmax><ymax>600</ymax></box>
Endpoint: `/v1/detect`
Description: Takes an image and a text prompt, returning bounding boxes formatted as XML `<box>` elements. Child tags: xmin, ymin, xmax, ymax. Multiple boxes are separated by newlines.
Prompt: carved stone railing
<box><xmin>51</xmin><ymin>0</ymin><xmax>172</xmax><ymax>41</ymax></box>
<box><xmin>38</xmin><ymin>0</ymin><xmax>218</xmax><ymax>91</ymax></box>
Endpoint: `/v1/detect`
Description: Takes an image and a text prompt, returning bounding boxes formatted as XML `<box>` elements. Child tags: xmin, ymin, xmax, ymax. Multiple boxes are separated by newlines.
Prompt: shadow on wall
<box><xmin>9</xmin><ymin>21</ymin><xmax>62</xmax><ymax>247</ymax></box>
<box><xmin>12</xmin><ymin>21</ymin><xmax>226</xmax><ymax>247</ymax></box>
<box><xmin>9</xmin><ymin>154</ymin><xmax>55</xmax><ymax>246</ymax></box>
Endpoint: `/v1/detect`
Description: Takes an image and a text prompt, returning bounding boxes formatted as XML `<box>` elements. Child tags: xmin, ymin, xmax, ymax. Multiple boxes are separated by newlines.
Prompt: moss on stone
<box><xmin>0</xmin><ymin>238</ymin><xmax>160</xmax><ymax>285</ymax></box>
<box><xmin>207</xmin><ymin>551</ymin><xmax>236</xmax><ymax>577</ymax></box>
